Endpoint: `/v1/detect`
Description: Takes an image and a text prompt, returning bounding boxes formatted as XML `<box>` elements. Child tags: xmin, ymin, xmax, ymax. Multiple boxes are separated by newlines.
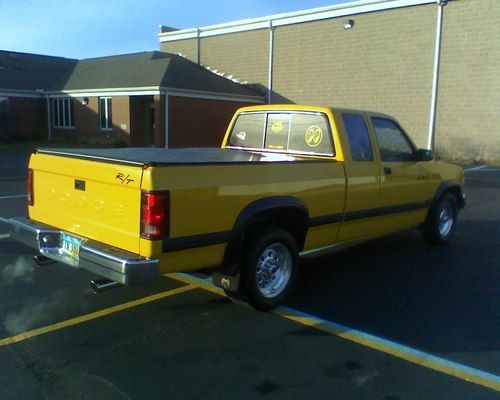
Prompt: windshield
<box><xmin>227</xmin><ymin>111</ymin><xmax>334</xmax><ymax>156</ymax></box>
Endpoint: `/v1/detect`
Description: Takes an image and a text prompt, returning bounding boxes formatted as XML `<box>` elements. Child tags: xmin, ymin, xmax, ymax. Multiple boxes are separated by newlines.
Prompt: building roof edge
<box><xmin>158</xmin><ymin>0</ymin><xmax>437</xmax><ymax>42</ymax></box>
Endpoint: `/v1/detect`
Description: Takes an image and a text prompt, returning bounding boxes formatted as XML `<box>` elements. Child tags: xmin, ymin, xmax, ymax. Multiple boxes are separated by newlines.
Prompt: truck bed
<box><xmin>36</xmin><ymin>147</ymin><xmax>319</xmax><ymax>167</ymax></box>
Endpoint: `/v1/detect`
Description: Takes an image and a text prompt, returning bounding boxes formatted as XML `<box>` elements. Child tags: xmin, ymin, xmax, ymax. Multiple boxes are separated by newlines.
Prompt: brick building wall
<box><xmin>161</xmin><ymin>0</ymin><xmax>499</xmax><ymax>163</ymax></box>
<box><xmin>168</xmin><ymin>96</ymin><xmax>253</xmax><ymax>148</ymax></box>
<box><xmin>161</xmin><ymin>29</ymin><xmax>269</xmax><ymax>86</ymax></box>
<box><xmin>436</xmin><ymin>0</ymin><xmax>500</xmax><ymax>162</ymax></box>
<box><xmin>4</xmin><ymin>97</ymin><xmax>47</xmax><ymax>141</ymax></box>
<box><xmin>164</xmin><ymin>38</ymin><xmax>198</xmax><ymax>61</ymax></box>
<box><xmin>200</xmin><ymin>30</ymin><xmax>270</xmax><ymax>86</ymax></box>
<box><xmin>52</xmin><ymin>96</ymin><xmax>130</xmax><ymax>144</ymax></box>
<box><xmin>130</xmin><ymin>95</ymin><xmax>154</xmax><ymax>146</ymax></box>
<box><xmin>273</xmin><ymin>5</ymin><xmax>436</xmax><ymax>149</ymax></box>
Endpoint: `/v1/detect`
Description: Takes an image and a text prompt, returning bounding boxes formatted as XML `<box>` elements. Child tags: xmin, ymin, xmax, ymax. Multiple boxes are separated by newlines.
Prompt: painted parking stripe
<box><xmin>167</xmin><ymin>272</ymin><xmax>500</xmax><ymax>392</ymax></box>
<box><xmin>276</xmin><ymin>307</ymin><xmax>500</xmax><ymax>392</ymax></box>
<box><xmin>482</xmin><ymin>168</ymin><xmax>500</xmax><ymax>171</ymax></box>
<box><xmin>0</xmin><ymin>233</ymin><xmax>10</xmax><ymax>240</ymax></box>
<box><xmin>464</xmin><ymin>165</ymin><xmax>487</xmax><ymax>172</ymax></box>
<box><xmin>0</xmin><ymin>283</ymin><xmax>196</xmax><ymax>348</ymax></box>
<box><xmin>0</xmin><ymin>194</ymin><xmax>28</xmax><ymax>200</ymax></box>
<box><xmin>0</xmin><ymin>217</ymin><xmax>9</xmax><ymax>224</ymax></box>
<box><xmin>166</xmin><ymin>272</ymin><xmax>224</xmax><ymax>296</ymax></box>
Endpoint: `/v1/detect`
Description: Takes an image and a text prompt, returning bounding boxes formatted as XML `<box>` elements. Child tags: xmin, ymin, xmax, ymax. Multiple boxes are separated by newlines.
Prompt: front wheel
<box><xmin>423</xmin><ymin>193</ymin><xmax>458</xmax><ymax>245</ymax></box>
<box><xmin>241</xmin><ymin>229</ymin><xmax>299</xmax><ymax>311</ymax></box>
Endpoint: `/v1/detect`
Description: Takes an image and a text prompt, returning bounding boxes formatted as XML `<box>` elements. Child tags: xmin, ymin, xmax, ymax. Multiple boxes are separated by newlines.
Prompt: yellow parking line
<box><xmin>165</xmin><ymin>272</ymin><xmax>225</xmax><ymax>296</ymax></box>
<box><xmin>167</xmin><ymin>272</ymin><xmax>500</xmax><ymax>392</ymax></box>
<box><xmin>0</xmin><ymin>283</ymin><xmax>196</xmax><ymax>348</ymax></box>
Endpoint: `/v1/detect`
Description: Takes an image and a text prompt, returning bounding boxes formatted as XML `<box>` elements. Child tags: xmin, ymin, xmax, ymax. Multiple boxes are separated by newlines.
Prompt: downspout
<box><xmin>267</xmin><ymin>20</ymin><xmax>275</xmax><ymax>104</ymax></box>
<box><xmin>45</xmin><ymin>95</ymin><xmax>52</xmax><ymax>141</ymax></box>
<box><xmin>427</xmin><ymin>0</ymin><xmax>446</xmax><ymax>152</ymax></box>
<box><xmin>196</xmin><ymin>28</ymin><xmax>201</xmax><ymax>65</ymax></box>
<box><xmin>164</xmin><ymin>91</ymin><xmax>169</xmax><ymax>148</ymax></box>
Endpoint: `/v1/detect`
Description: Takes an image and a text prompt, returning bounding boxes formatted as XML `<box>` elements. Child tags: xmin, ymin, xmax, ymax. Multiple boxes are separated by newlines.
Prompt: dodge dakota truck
<box><xmin>9</xmin><ymin>105</ymin><xmax>465</xmax><ymax>310</ymax></box>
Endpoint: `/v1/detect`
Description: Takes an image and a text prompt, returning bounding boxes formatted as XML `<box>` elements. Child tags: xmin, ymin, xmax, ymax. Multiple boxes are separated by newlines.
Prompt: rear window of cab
<box><xmin>227</xmin><ymin>112</ymin><xmax>334</xmax><ymax>156</ymax></box>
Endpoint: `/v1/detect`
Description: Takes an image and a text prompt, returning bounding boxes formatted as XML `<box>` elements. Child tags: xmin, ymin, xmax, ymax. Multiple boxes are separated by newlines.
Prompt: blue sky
<box><xmin>0</xmin><ymin>0</ymin><xmax>354</xmax><ymax>59</ymax></box>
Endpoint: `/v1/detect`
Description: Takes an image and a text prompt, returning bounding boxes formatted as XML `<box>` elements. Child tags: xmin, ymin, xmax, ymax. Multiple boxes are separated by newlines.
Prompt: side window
<box><xmin>342</xmin><ymin>113</ymin><xmax>374</xmax><ymax>161</ymax></box>
<box><xmin>288</xmin><ymin>113</ymin><xmax>333</xmax><ymax>155</ymax></box>
<box><xmin>371</xmin><ymin>118</ymin><xmax>414</xmax><ymax>162</ymax></box>
<box><xmin>228</xmin><ymin>113</ymin><xmax>266</xmax><ymax>149</ymax></box>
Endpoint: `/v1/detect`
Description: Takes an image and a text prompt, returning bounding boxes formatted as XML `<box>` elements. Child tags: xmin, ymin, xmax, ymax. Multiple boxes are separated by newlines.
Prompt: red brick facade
<box><xmin>168</xmin><ymin>96</ymin><xmax>253</xmax><ymax>148</ymax></box>
<box><xmin>3</xmin><ymin>93</ymin><xmax>256</xmax><ymax>148</ymax></box>
<box><xmin>51</xmin><ymin>96</ymin><xmax>131</xmax><ymax>145</ymax></box>
<box><xmin>0</xmin><ymin>97</ymin><xmax>47</xmax><ymax>141</ymax></box>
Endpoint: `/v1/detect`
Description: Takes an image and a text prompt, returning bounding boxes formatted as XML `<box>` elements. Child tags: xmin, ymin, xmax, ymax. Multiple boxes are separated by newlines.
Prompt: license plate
<box><xmin>60</xmin><ymin>233</ymin><xmax>82</xmax><ymax>261</ymax></box>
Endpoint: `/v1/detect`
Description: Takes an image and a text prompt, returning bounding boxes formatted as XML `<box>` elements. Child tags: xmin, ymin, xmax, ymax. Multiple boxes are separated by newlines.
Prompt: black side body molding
<box><xmin>163</xmin><ymin>231</ymin><xmax>231</xmax><ymax>253</ymax></box>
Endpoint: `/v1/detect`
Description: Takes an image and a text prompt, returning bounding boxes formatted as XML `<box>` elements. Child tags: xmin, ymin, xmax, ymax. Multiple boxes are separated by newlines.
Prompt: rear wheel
<box><xmin>241</xmin><ymin>229</ymin><xmax>299</xmax><ymax>311</ymax></box>
<box><xmin>423</xmin><ymin>193</ymin><xmax>458</xmax><ymax>245</ymax></box>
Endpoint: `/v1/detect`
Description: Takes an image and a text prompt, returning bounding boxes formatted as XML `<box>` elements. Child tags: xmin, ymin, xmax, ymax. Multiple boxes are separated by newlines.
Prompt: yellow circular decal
<box><xmin>305</xmin><ymin>126</ymin><xmax>323</xmax><ymax>147</ymax></box>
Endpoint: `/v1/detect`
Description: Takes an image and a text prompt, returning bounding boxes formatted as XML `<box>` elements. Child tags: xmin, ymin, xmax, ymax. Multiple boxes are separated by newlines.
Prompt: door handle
<box><xmin>384</xmin><ymin>167</ymin><xmax>392</xmax><ymax>175</ymax></box>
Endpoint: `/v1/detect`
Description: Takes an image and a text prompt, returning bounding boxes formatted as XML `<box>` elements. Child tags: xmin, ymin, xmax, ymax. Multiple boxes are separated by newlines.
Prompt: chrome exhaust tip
<box><xmin>90</xmin><ymin>279</ymin><xmax>121</xmax><ymax>294</ymax></box>
<box><xmin>34</xmin><ymin>254</ymin><xmax>56</xmax><ymax>267</ymax></box>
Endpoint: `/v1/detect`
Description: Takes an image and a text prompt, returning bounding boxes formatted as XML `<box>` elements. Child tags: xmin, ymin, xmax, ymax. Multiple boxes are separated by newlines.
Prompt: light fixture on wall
<box><xmin>342</xmin><ymin>19</ymin><xmax>354</xmax><ymax>29</ymax></box>
<box><xmin>81</xmin><ymin>97</ymin><xmax>89</xmax><ymax>106</ymax></box>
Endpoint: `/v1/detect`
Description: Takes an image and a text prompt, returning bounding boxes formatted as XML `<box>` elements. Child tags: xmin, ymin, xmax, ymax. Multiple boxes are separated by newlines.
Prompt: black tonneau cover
<box><xmin>36</xmin><ymin>147</ymin><xmax>317</xmax><ymax>167</ymax></box>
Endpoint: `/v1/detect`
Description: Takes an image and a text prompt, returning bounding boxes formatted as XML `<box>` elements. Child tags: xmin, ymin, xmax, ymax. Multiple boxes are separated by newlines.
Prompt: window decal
<box><xmin>304</xmin><ymin>126</ymin><xmax>323</xmax><ymax>147</ymax></box>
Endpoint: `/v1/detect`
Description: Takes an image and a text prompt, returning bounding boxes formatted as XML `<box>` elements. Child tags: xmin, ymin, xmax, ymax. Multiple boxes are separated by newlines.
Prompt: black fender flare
<box><xmin>219</xmin><ymin>196</ymin><xmax>309</xmax><ymax>275</ymax></box>
<box><xmin>431</xmin><ymin>180</ymin><xmax>464</xmax><ymax>209</ymax></box>
<box><xmin>424</xmin><ymin>180</ymin><xmax>464</xmax><ymax>226</ymax></box>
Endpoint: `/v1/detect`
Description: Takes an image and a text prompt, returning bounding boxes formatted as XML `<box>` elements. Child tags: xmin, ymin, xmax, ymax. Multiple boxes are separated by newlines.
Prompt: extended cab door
<box><xmin>334</xmin><ymin>111</ymin><xmax>381</xmax><ymax>242</ymax></box>
<box><xmin>368</xmin><ymin>115</ymin><xmax>434</xmax><ymax>233</ymax></box>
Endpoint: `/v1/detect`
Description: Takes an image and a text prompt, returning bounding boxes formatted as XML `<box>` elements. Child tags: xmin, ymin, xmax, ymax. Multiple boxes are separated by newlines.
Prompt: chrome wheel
<box><xmin>438</xmin><ymin>202</ymin><xmax>454</xmax><ymax>237</ymax></box>
<box><xmin>255</xmin><ymin>243</ymin><xmax>292</xmax><ymax>298</ymax></box>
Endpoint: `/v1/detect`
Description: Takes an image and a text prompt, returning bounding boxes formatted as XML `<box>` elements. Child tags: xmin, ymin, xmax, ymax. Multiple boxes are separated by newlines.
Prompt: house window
<box><xmin>52</xmin><ymin>99</ymin><xmax>74</xmax><ymax>128</ymax></box>
<box><xmin>99</xmin><ymin>97</ymin><xmax>112</xmax><ymax>130</ymax></box>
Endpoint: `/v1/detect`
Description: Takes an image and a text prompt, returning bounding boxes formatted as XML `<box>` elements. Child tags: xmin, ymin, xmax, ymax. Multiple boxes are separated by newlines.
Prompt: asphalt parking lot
<box><xmin>0</xmin><ymin>151</ymin><xmax>498</xmax><ymax>399</ymax></box>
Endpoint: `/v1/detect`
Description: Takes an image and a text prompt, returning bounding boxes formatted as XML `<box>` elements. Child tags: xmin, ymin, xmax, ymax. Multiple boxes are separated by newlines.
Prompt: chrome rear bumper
<box><xmin>9</xmin><ymin>217</ymin><xmax>158</xmax><ymax>285</ymax></box>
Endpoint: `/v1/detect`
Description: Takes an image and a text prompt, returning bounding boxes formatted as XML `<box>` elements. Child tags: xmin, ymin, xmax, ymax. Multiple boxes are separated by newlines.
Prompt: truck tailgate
<box><xmin>28</xmin><ymin>152</ymin><xmax>143</xmax><ymax>254</ymax></box>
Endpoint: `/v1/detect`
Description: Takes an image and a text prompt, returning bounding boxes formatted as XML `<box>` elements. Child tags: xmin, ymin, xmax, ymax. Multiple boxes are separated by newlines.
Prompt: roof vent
<box><xmin>159</xmin><ymin>25</ymin><xmax>178</xmax><ymax>33</ymax></box>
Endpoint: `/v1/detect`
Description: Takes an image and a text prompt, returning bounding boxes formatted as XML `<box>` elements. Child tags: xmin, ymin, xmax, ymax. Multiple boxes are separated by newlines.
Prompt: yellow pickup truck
<box><xmin>9</xmin><ymin>105</ymin><xmax>465</xmax><ymax>309</ymax></box>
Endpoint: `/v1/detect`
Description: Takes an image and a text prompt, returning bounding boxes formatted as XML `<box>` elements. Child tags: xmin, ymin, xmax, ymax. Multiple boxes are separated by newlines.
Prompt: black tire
<box><xmin>240</xmin><ymin>228</ymin><xmax>299</xmax><ymax>311</ymax></box>
<box><xmin>423</xmin><ymin>193</ymin><xmax>458</xmax><ymax>245</ymax></box>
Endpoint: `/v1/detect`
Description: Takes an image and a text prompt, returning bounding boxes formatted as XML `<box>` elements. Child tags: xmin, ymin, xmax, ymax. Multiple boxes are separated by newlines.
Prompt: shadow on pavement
<box><xmin>287</xmin><ymin>220</ymin><xmax>500</xmax><ymax>358</ymax></box>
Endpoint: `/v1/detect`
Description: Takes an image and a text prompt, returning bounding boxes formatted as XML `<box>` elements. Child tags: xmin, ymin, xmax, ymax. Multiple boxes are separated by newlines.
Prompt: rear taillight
<box><xmin>141</xmin><ymin>191</ymin><xmax>169</xmax><ymax>239</ymax></box>
<box><xmin>27</xmin><ymin>169</ymin><xmax>34</xmax><ymax>206</ymax></box>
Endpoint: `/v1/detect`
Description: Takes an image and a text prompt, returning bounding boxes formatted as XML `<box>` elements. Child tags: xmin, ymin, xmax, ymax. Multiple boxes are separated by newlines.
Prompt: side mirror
<box><xmin>415</xmin><ymin>149</ymin><xmax>433</xmax><ymax>161</ymax></box>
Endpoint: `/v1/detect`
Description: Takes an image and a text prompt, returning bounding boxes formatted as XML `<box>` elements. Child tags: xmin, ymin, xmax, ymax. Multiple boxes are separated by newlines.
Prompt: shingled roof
<box><xmin>0</xmin><ymin>50</ymin><xmax>263</xmax><ymax>98</ymax></box>
<box><xmin>0</xmin><ymin>50</ymin><xmax>76</xmax><ymax>91</ymax></box>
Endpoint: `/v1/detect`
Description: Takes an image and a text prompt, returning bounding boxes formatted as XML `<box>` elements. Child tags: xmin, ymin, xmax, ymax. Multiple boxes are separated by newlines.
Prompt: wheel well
<box><xmin>243</xmin><ymin>208</ymin><xmax>308</xmax><ymax>252</ymax></box>
<box><xmin>439</xmin><ymin>186</ymin><xmax>462</xmax><ymax>208</ymax></box>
